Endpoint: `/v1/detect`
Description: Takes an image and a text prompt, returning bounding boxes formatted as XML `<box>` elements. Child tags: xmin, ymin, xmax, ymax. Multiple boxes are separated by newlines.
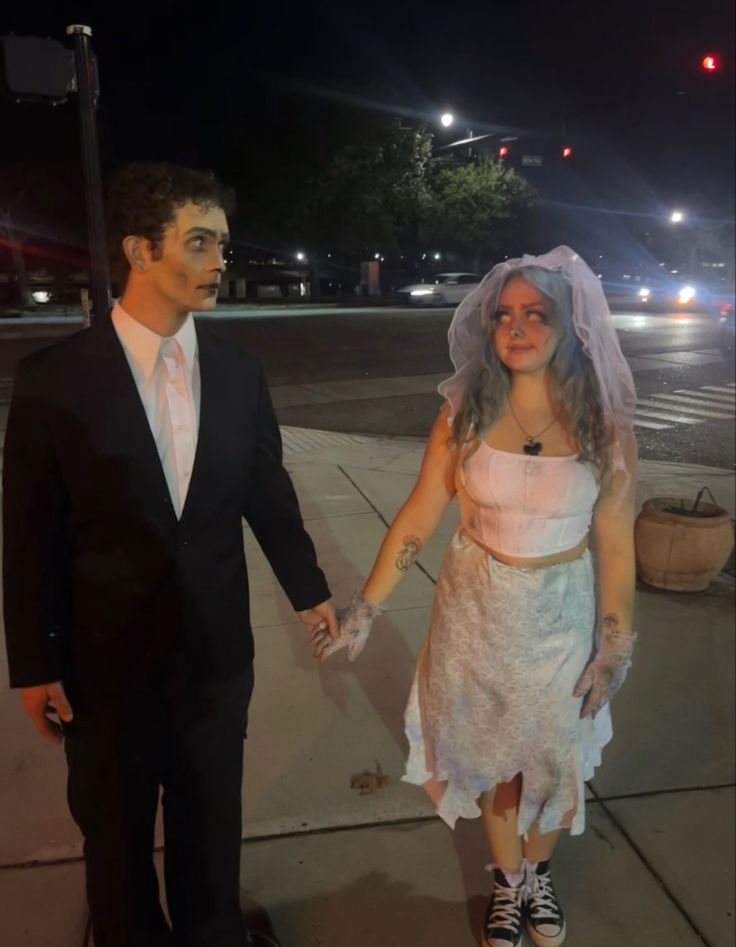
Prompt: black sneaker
<box><xmin>483</xmin><ymin>867</ymin><xmax>525</xmax><ymax>947</ymax></box>
<box><xmin>525</xmin><ymin>860</ymin><xmax>567</xmax><ymax>947</ymax></box>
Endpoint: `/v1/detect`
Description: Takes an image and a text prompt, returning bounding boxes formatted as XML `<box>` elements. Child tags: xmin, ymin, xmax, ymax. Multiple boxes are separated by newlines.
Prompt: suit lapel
<box><xmin>179</xmin><ymin>321</ymin><xmax>219</xmax><ymax>525</ymax></box>
<box><xmin>90</xmin><ymin>318</ymin><xmax>179</xmax><ymax>531</ymax></box>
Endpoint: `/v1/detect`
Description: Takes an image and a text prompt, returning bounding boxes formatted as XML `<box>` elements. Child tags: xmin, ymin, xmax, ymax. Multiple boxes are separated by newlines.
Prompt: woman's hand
<box><xmin>313</xmin><ymin>591</ymin><xmax>384</xmax><ymax>662</ymax></box>
<box><xmin>573</xmin><ymin>618</ymin><xmax>637</xmax><ymax>718</ymax></box>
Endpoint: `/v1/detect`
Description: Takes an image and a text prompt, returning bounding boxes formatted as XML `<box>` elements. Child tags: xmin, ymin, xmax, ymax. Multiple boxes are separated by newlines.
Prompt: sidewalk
<box><xmin>1</xmin><ymin>428</ymin><xmax>734</xmax><ymax>947</ymax></box>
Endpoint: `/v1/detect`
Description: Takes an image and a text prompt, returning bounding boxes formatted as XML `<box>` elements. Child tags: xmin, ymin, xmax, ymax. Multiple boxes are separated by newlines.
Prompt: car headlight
<box><xmin>31</xmin><ymin>290</ymin><xmax>51</xmax><ymax>304</ymax></box>
<box><xmin>677</xmin><ymin>286</ymin><xmax>695</xmax><ymax>304</ymax></box>
<box><xmin>410</xmin><ymin>288</ymin><xmax>435</xmax><ymax>296</ymax></box>
<box><xmin>639</xmin><ymin>287</ymin><xmax>650</xmax><ymax>299</ymax></box>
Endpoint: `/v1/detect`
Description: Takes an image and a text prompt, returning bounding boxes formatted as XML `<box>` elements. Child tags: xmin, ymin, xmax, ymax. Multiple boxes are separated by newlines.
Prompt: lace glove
<box><xmin>572</xmin><ymin>626</ymin><xmax>637</xmax><ymax>718</ymax></box>
<box><xmin>315</xmin><ymin>591</ymin><xmax>385</xmax><ymax>662</ymax></box>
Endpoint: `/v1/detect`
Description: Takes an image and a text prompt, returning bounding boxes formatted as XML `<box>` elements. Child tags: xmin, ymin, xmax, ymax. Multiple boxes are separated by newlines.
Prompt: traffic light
<box><xmin>561</xmin><ymin>146</ymin><xmax>573</xmax><ymax>158</ymax></box>
<box><xmin>701</xmin><ymin>54</ymin><xmax>719</xmax><ymax>72</ymax></box>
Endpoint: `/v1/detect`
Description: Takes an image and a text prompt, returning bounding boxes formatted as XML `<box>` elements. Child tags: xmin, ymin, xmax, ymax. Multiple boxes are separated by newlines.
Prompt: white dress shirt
<box><xmin>111</xmin><ymin>302</ymin><xmax>200</xmax><ymax>519</ymax></box>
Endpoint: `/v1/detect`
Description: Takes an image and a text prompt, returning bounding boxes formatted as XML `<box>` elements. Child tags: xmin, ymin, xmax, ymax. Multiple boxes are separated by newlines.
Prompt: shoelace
<box><xmin>487</xmin><ymin>881</ymin><xmax>524</xmax><ymax>930</ymax></box>
<box><xmin>527</xmin><ymin>871</ymin><xmax>561</xmax><ymax>921</ymax></box>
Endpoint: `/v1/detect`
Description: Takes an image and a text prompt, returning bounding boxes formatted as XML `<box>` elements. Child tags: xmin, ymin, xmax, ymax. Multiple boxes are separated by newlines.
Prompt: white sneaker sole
<box><xmin>526</xmin><ymin>918</ymin><xmax>567</xmax><ymax>946</ymax></box>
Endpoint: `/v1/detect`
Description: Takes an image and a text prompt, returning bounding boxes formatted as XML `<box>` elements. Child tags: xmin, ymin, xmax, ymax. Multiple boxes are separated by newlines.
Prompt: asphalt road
<box><xmin>1</xmin><ymin>305</ymin><xmax>733</xmax><ymax>470</ymax></box>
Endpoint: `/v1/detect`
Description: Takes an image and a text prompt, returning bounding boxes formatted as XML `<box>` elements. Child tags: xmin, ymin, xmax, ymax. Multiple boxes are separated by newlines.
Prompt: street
<box><xmin>2</xmin><ymin>305</ymin><xmax>732</xmax><ymax>471</ymax></box>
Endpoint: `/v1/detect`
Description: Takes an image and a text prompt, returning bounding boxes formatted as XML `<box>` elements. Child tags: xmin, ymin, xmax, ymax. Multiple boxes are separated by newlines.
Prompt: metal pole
<box><xmin>66</xmin><ymin>24</ymin><xmax>111</xmax><ymax>324</ymax></box>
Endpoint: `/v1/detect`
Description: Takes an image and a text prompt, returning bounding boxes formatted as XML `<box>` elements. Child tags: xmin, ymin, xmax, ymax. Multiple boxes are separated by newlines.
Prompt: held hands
<box><xmin>297</xmin><ymin>600</ymin><xmax>339</xmax><ymax>658</ymax></box>
<box><xmin>573</xmin><ymin>621</ymin><xmax>637</xmax><ymax>719</ymax></box>
<box><xmin>20</xmin><ymin>680</ymin><xmax>74</xmax><ymax>745</ymax></box>
<box><xmin>312</xmin><ymin>590</ymin><xmax>385</xmax><ymax>662</ymax></box>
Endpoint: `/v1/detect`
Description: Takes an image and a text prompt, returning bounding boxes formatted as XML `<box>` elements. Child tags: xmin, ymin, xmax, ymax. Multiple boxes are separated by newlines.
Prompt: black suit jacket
<box><xmin>2</xmin><ymin>317</ymin><xmax>330</xmax><ymax>697</ymax></box>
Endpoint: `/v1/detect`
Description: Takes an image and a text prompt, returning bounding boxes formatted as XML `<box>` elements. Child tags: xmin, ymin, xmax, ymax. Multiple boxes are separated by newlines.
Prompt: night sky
<box><xmin>1</xmin><ymin>0</ymin><xmax>734</xmax><ymax>258</ymax></box>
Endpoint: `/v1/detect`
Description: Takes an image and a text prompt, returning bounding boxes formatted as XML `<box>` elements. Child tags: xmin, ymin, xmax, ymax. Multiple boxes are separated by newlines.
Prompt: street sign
<box><xmin>521</xmin><ymin>154</ymin><xmax>544</xmax><ymax>167</ymax></box>
<box><xmin>0</xmin><ymin>35</ymin><xmax>74</xmax><ymax>102</ymax></box>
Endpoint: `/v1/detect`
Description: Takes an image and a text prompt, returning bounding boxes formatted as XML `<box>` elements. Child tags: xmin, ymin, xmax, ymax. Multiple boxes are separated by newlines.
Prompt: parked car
<box><xmin>397</xmin><ymin>272</ymin><xmax>482</xmax><ymax>307</ymax></box>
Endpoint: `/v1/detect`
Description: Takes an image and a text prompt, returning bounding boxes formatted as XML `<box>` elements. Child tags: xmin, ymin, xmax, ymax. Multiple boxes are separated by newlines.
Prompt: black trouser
<box><xmin>64</xmin><ymin>658</ymin><xmax>254</xmax><ymax>947</ymax></box>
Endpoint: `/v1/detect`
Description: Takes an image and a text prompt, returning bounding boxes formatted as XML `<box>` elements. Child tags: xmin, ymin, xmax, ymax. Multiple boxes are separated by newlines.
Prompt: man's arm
<box><xmin>242</xmin><ymin>365</ymin><xmax>334</xmax><ymax>629</ymax></box>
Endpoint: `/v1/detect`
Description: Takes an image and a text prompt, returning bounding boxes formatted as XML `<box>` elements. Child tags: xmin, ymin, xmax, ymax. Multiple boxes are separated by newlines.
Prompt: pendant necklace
<box><xmin>507</xmin><ymin>399</ymin><xmax>558</xmax><ymax>455</ymax></box>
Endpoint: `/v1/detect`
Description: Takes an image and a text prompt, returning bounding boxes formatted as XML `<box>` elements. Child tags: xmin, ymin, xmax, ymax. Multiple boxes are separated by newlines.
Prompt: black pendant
<box><xmin>523</xmin><ymin>439</ymin><xmax>543</xmax><ymax>455</ymax></box>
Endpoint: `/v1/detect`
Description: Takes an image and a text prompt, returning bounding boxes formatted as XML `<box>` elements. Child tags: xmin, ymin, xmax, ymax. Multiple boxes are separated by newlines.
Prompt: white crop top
<box><xmin>457</xmin><ymin>443</ymin><xmax>600</xmax><ymax>558</ymax></box>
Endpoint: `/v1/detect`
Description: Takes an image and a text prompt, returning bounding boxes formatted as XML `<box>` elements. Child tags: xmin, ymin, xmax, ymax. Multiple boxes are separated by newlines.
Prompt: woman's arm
<box><xmin>591</xmin><ymin>433</ymin><xmax>638</xmax><ymax>636</ymax></box>
<box><xmin>362</xmin><ymin>404</ymin><xmax>458</xmax><ymax>605</ymax></box>
<box><xmin>573</xmin><ymin>433</ymin><xmax>638</xmax><ymax>716</ymax></box>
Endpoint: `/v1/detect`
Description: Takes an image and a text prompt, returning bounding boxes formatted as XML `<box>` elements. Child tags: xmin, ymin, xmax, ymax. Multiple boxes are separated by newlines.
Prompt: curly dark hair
<box><xmin>106</xmin><ymin>162</ymin><xmax>235</xmax><ymax>280</ymax></box>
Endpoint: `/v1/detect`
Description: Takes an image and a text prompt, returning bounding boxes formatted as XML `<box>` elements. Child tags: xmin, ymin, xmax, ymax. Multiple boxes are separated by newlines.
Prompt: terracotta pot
<box><xmin>634</xmin><ymin>497</ymin><xmax>735</xmax><ymax>592</ymax></box>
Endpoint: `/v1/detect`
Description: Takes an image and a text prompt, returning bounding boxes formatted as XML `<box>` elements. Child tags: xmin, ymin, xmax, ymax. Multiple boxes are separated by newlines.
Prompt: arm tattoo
<box><xmin>602</xmin><ymin>614</ymin><xmax>623</xmax><ymax>638</ymax></box>
<box><xmin>396</xmin><ymin>535</ymin><xmax>422</xmax><ymax>572</ymax></box>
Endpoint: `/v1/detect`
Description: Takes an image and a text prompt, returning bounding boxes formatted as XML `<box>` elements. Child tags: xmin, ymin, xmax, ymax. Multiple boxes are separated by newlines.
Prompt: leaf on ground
<box><xmin>350</xmin><ymin>760</ymin><xmax>390</xmax><ymax>794</ymax></box>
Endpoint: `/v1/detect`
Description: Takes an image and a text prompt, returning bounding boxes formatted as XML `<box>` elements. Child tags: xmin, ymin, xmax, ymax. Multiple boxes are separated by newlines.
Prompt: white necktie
<box><xmin>157</xmin><ymin>337</ymin><xmax>197</xmax><ymax>518</ymax></box>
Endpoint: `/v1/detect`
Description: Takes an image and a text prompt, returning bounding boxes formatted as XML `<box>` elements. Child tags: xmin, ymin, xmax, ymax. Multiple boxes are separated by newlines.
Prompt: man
<box><xmin>2</xmin><ymin>162</ymin><xmax>336</xmax><ymax>947</ymax></box>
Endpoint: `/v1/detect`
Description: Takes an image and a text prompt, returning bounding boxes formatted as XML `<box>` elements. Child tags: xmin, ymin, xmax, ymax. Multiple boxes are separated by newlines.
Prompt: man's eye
<box><xmin>494</xmin><ymin>311</ymin><xmax>510</xmax><ymax>322</ymax></box>
<box><xmin>528</xmin><ymin>311</ymin><xmax>547</xmax><ymax>323</ymax></box>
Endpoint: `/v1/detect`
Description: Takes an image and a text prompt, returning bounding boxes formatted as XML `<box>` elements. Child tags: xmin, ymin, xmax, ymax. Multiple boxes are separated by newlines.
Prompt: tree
<box><xmin>291</xmin><ymin>123</ymin><xmax>432</xmax><ymax>263</ymax></box>
<box><xmin>420</xmin><ymin>159</ymin><xmax>537</xmax><ymax>273</ymax></box>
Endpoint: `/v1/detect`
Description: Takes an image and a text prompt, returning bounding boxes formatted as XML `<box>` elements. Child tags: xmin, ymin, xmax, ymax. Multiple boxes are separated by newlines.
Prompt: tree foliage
<box><xmin>292</xmin><ymin>124</ymin><xmax>536</xmax><ymax>268</ymax></box>
<box><xmin>421</xmin><ymin>159</ymin><xmax>537</xmax><ymax>271</ymax></box>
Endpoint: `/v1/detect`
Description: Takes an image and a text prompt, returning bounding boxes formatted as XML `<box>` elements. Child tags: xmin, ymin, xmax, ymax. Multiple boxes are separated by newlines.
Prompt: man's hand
<box><xmin>20</xmin><ymin>681</ymin><xmax>74</xmax><ymax>745</ymax></box>
<box><xmin>297</xmin><ymin>599</ymin><xmax>338</xmax><ymax>658</ymax></box>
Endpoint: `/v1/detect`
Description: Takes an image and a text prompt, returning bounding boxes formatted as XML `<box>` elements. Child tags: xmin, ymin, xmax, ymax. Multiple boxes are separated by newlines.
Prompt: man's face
<box><xmin>143</xmin><ymin>201</ymin><xmax>229</xmax><ymax>313</ymax></box>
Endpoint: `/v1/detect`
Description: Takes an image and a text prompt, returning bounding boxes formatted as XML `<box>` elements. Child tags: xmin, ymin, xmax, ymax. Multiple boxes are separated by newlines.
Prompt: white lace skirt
<box><xmin>403</xmin><ymin>530</ymin><xmax>612</xmax><ymax>836</ymax></box>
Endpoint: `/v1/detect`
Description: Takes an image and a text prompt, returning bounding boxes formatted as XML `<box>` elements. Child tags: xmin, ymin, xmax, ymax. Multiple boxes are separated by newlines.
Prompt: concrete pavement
<box><xmin>1</xmin><ymin>426</ymin><xmax>734</xmax><ymax>947</ymax></box>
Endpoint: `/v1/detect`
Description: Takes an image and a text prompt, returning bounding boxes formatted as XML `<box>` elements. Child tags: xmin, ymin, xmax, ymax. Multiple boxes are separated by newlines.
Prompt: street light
<box><xmin>295</xmin><ymin>251</ymin><xmax>306</xmax><ymax>261</ymax></box>
<box><xmin>670</xmin><ymin>211</ymin><xmax>684</xmax><ymax>224</ymax></box>
<box><xmin>440</xmin><ymin>112</ymin><xmax>454</xmax><ymax>128</ymax></box>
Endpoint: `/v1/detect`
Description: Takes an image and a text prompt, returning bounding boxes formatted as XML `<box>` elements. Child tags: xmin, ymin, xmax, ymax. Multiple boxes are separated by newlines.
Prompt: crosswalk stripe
<box><xmin>669</xmin><ymin>392</ymin><xmax>736</xmax><ymax>409</ymax></box>
<box><xmin>634</xmin><ymin>406</ymin><xmax>703</xmax><ymax>424</ymax></box>
<box><xmin>633</xmin><ymin>418</ymin><xmax>672</xmax><ymax>430</ymax></box>
<box><xmin>638</xmin><ymin>395</ymin><xmax>734</xmax><ymax>418</ymax></box>
<box><xmin>673</xmin><ymin>389</ymin><xmax>736</xmax><ymax>405</ymax></box>
<box><xmin>702</xmin><ymin>385</ymin><xmax>736</xmax><ymax>394</ymax></box>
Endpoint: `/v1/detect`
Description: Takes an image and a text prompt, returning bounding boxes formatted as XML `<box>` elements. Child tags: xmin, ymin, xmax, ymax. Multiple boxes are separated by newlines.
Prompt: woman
<box><xmin>315</xmin><ymin>246</ymin><xmax>638</xmax><ymax>947</ymax></box>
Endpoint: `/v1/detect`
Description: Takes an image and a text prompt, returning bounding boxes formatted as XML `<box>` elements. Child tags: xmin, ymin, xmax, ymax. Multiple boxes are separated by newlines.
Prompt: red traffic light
<box><xmin>498</xmin><ymin>145</ymin><xmax>509</xmax><ymax>158</ymax></box>
<box><xmin>561</xmin><ymin>146</ymin><xmax>573</xmax><ymax>158</ymax></box>
<box><xmin>701</xmin><ymin>54</ymin><xmax>718</xmax><ymax>71</ymax></box>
